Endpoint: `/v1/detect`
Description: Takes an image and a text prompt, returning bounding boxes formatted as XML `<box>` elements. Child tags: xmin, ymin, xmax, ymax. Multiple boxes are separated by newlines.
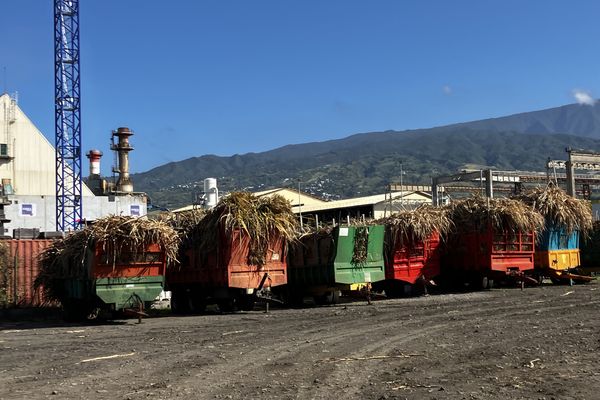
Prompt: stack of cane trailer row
<box><xmin>167</xmin><ymin>227</ymin><xmax>288</xmax><ymax>313</ymax></box>
<box><xmin>285</xmin><ymin>225</ymin><xmax>385</xmax><ymax>305</ymax></box>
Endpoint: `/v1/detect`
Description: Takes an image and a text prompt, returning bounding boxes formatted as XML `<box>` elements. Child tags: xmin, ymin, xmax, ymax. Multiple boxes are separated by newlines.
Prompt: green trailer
<box><xmin>51</xmin><ymin>243</ymin><xmax>168</xmax><ymax>321</ymax></box>
<box><xmin>285</xmin><ymin>225</ymin><xmax>386</xmax><ymax>305</ymax></box>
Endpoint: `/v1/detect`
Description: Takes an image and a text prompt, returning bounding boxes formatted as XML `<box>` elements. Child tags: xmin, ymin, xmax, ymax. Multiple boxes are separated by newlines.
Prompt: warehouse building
<box><xmin>174</xmin><ymin>184</ymin><xmax>432</xmax><ymax>223</ymax></box>
<box><xmin>281</xmin><ymin>190</ymin><xmax>432</xmax><ymax>224</ymax></box>
<box><xmin>0</xmin><ymin>93</ymin><xmax>146</xmax><ymax>236</ymax></box>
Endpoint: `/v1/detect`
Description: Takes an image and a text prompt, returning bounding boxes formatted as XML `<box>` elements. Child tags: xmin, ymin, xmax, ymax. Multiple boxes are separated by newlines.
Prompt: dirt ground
<box><xmin>1</xmin><ymin>282</ymin><xmax>600</xmax><ymax>400</ymax></box>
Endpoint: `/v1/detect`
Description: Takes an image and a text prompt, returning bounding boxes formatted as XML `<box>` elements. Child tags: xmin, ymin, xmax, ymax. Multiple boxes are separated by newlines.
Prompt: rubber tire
<box><xmin>62</xmin><ymin>299</ymin><xmax>93</xmax><ymax>322</ymax></box>
<box><xmin>218</xmin><ymin>298</ymin><xmax>236</xmax><ymax>313</ymax></box>
<box><xmin>171</xmin><ymin>290</ymin><xmax>190</xmax><ymax>314</ymax></box>
<box><xmin>481</xmin><ymin>276</ymin><xmax>490</xmax><ymax>290</ymax></box>
<box><xmin>238</xmin><ymin>295</ymin><xmax>256</xmax><ymax>312</ymax></box>
<box><xmin>384</xmin><ymin>282</ymin><xmax>403</xmax><ymax>298</ymax></box>
<box><xmin>285</xmin><ymin>290</ymin><xmax>305</xmax><ymax>308</ymax></box>
<box><xmin>315</xmin><ymin>290</ymin><xmax>339</xmax><ymax>305</ymax></box>
<box><xmin>189</xmin><ymin>293</ymin><xmax>207</xmax><ymax>314</ymax></box>
<box><xmin>536</xmin><ymin>274</ymin><xmax>544</xmax><ymax>285</ymax></box>
<box><xmin>550</xmin><ymin>276</ymin><xmax>563</xmax><ymax>285</ymax></box>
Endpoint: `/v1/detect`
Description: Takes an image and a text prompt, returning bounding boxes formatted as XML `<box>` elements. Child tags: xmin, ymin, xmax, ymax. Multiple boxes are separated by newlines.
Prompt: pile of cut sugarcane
<box><xmin>446</xmin><ymin>195</ymin><xmax>544</xmax><ymax>234</ymax></box>
<box><xmin>379</xmin><ymin>204</ymin><xmax>453</xmax><ymax>245</ymax></box>
<box><xmin>515</xmin><ymin>185</ymin><xmax>593</xmax><ymax>235</ymax></box>
<box><xmin>188</xmin><ymin>192</ymin><xmax>298</xmax><ymax>266</ymax></box>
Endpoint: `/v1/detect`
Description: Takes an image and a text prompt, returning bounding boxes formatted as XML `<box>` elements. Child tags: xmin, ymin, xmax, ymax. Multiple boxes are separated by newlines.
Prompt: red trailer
<box><xmin>442</xmin><ymin>228</ymin><xmax>535</xmax><ymax>289</ymax></box>
<box><xmin>381</xmin><ymin>232</ymin><xmax>442</xmax><ymax>296</ymax></box>
<box><xmin>93</xmin><ymin>242</ymin><xmax>167</xmax><ymax>279</ymax></box>
<box><xmin>166</xmin><ymin>228</ymin><xmax>288</xmax><ymax>313</ymax></box>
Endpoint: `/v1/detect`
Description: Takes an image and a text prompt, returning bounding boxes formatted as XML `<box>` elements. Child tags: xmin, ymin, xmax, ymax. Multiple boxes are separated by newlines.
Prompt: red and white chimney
<box><xmin>86</xmin><ymin>149</ymin><xmax>103</xmax><ymax>177</ymax></box>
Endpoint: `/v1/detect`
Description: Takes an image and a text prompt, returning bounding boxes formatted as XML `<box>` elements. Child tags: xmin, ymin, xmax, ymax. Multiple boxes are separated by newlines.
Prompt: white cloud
<box><xmin>572</xmin><ymin>89</ymin><xmax>596</xmax><ymax>105</ymax></box>
<box><xmin>442</xmin><ymin>85</ymin><xmax>452</xmax><ymax>95</ymax></box>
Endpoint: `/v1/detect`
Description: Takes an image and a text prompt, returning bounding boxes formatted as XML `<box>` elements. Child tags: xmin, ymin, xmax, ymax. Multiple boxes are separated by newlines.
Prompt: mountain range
<box><xmin>132</xmin><ymin>102</ymin><xmax>600</xmax><ymax>209</ymax></box>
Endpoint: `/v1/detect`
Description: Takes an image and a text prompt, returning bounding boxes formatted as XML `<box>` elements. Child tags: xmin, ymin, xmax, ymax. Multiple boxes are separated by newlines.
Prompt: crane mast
<box><xmin>54</xmin><ymin>0</ymin><xmax>82</xmax><ymax>231</ymax></box>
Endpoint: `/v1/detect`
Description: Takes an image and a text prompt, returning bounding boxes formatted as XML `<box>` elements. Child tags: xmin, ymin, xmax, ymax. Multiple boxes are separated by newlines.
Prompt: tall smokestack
<box><xmin>111</xmin><ymin>127</ymin><xmax>134</xmax><ymax>193</ymax></box>
<box><xmin>86</xmin><ymin>149</ymin><xmax>103</xmax><ymax>178</ymax></box>
<box><xmin>85</xmin><ymin>149</ymin><xmax>106</xmax><ymax>195</ymax></box>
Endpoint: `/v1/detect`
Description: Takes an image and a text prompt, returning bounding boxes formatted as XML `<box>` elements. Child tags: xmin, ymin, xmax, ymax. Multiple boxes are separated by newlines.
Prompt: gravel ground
<box><xmin>1</xmin><ymin>282</ymin><xmax>599</xmax><ymax>400</ymax></box>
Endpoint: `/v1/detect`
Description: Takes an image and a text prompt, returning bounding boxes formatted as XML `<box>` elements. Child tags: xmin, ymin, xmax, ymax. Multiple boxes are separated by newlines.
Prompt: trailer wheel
<box><xmin>238</xmin><ymin>295</ymin><xmax>255</xmax><ymax>311</ymax></box>
<box><xmin>189</xmin><ymin>294</ymin><xmax>207</xmax><ymax>314</ymax></box>
<box><xmin>550</xmin><ymin>276</ymin><xmax>563</xmax><ymax>285</ymax></box>
<box><xmin>481</xmin><ymin>276</ymin><xmax>489</xmax><ymax>290</ymax></box>
<box><xmin>315</xmin><ymin>290</ymin><xmax>339</xmax><ymax>305</ymax></box>
<box><xmin>284</xmin><ymin>289</ymin><xmax>305</xmax><ymax>308</ymax></box>
<box><xmin>62</xmin><ymin>299</ymin><xmax>93</xmax><ymax>322</ymax></box>
<box><xmin>383</xmin><ymin>282</ymin><xmax>402</xmax><ymax>298</ymax></box>
<box><xmin>171</xmin><ymin>290</ymin><xmax>190</xmax><ymax>314</ymax></box>
<box><xmin>218</xmin><ymin>298</ymin><xmax>236</xmax><ymax>313</ymax></box>
<box><xmin>536</xmin><ymin>274</ymin><xmax>544</xmax><ymax>285</ymax></box>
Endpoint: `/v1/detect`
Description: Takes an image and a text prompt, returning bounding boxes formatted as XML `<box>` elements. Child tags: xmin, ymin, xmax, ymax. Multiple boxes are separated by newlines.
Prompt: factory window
<box><xmin>0</xmin><ymin>144</ymin><xmax>7</xmax><ymax>156</ymax></box>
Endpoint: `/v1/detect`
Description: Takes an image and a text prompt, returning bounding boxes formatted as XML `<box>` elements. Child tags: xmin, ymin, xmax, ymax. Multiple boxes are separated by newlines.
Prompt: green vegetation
<box><xmin>134</xmin><ymin>129</ymin><xmax>600</xmax><ymax>209</ymax></box>
<box><xmin>130</xmin><ymin>103</ymin><xmax>600</xmax><ymax>208</ymax></box>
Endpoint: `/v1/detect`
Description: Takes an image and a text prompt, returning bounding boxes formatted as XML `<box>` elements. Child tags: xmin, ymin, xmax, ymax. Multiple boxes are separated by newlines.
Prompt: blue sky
<box><xmin>2</xmin><ymin>1</ymin><xmax>600</xmax><ymax>174</ymax></box>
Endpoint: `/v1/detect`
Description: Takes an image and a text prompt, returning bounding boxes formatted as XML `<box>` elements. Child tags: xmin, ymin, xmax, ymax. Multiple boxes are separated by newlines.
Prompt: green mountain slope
<box><xmin>133</xmin><ymin>128</ymin><xmax>600</xmax><ymax>209</ymax></box>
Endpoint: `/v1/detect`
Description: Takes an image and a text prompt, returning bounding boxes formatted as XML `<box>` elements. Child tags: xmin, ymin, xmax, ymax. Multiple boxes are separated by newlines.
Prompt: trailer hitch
<box><xmin>508</xmin><ymin>271</ymin><xmax>539</xmax><ymax>289</ymax></box>
<box><xmin>123</xmin><ymin>293</ymin><xmax>148</xmax><ymax>323</ymax></box>
<box><xmin>550</xmin><ymin>268</ymin><xmax>594</xmax><ymax>284</ymax></box>
<box><xmin>255</xmin><ymin>273</ymin><xmax>284</xmax><ymax>306</ymax></box>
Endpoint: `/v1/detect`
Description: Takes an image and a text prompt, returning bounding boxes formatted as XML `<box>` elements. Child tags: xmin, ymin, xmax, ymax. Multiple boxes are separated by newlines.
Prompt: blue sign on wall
<box><xmin>130</xmin><ymin>204</ymin><xmax>141</xmax><ymax>216</ymax></box>
<box><xmin>20</xmin><ymin>204</ymin><xmax>35</xmax><ymax>217</ymax></box>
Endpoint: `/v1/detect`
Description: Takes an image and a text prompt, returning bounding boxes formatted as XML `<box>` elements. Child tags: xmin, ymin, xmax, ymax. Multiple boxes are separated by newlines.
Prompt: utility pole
<box><xmin>399</xmin><ymin>160</ymin><xmax>403</xmax><ymax>207</ymax></box>
<box><xmin>297</xmin><ymin>178</ymin><xmax>303</xmax><ymax>229</ymax></box>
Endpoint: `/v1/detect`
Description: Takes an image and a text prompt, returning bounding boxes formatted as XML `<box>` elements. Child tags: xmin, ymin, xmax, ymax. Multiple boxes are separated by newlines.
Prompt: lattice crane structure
<box><xmin>54</xmin><ymin>0</ymin><xmax>82</xmax><ymax>231</ymax></box>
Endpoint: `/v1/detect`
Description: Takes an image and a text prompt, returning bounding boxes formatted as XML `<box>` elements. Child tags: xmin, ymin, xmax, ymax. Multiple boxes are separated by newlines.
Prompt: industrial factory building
<box><xmin>173</xmin><ymin>185</ymin><xmax>431</xmax><ymax>225</ymax></box>
<box><xmin>0</xmin><ymin>93</ymin><xmax>146</xmax><ymax>236</ymax></box>
<box><xmin>284</xmin><ymin>190</ymin><xmax>431</xmax><ymax>223</ymax></box>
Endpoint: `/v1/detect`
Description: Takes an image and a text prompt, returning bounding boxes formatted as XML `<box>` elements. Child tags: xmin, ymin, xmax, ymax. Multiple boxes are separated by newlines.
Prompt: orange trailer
<box><xmin>166</xmin><ymin>228</ymin><xmax>287</xmax><ymax>312</ymax></box>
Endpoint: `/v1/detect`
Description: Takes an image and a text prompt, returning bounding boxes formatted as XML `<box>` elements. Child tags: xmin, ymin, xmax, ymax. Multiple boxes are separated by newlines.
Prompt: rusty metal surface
<box><xmin>167</xmin><ymin>229</ymin><xmax>288</xmax><ymax>289</ymax></box>
<box><xmin>4</xmin><ymin>239</ymin><xmax>54</xmax><ymax>308</ymax></box>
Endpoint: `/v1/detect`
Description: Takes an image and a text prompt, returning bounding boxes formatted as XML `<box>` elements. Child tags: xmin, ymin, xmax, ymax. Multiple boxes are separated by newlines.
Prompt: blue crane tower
<box><xmin>54</xmin><ymin>0</ymin><xmax>82</xmax><ymax>231</ymax></box>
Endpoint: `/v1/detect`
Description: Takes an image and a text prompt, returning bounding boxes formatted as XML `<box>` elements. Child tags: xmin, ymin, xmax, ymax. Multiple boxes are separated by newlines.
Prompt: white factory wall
<box><xmin>0</xmin><ymin>94</ymin><xmax>94</xmax><ymax>196</ymax></box>
<box><xmin>3</xmin><ymin>194</ymin><xmax>147</xmax><ymax>236</ymax></box>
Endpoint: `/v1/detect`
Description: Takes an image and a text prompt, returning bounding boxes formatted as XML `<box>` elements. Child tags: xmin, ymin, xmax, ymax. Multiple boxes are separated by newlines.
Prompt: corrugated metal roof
<box><xmin>296</xmin><ymin>191</ymin><xmax>431</xmax><ymax>213</ymax></box>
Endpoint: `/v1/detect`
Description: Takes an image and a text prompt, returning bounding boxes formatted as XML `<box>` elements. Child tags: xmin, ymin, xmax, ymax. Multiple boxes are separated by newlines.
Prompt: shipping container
<box><xmin>166</xmin><ymin>228</ymin><xmax>288</xmax><ymax>313</ymax></box>
<box><xmin>284</xmin><ymin>225</ymin><xmax>385</xmax><ymax>305</ymax></box>
<box><xmin>378</xmin><ymin>232</ymin><xmax>441</xmax><ymax>297</ymax></box>
<box><xmin>1</xmin><ymin>239</ymin><xmax>54</xmax><ymax>308</ymax></box>
<box><xmin>442</xmin><ymin>227</ymin><xmax>535</xmax><ymax>289</ymax></box>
